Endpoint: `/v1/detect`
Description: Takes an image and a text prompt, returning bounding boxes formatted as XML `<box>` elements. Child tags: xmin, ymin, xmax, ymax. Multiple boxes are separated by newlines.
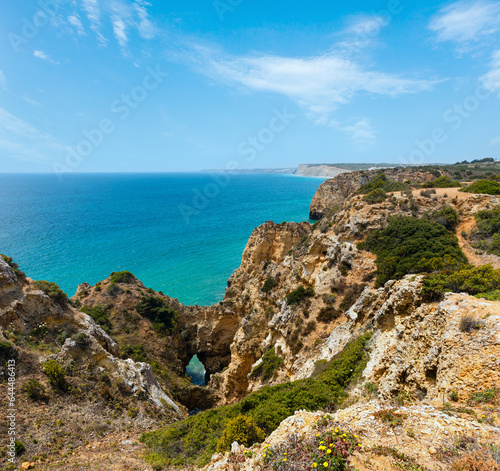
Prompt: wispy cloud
<box><xmin>182</xmin><ymin>42</ymin><xmax>436</xmax><ymax>143</ymax></box>
<box><xmin>335</xmin><ymin>14</ymin><xmax>390</xmax><ymax>58</ymax></box>
<box><xmin>0</xmin><ymin>107</ymin><xmax>65</xmax><ymax>163</ymax></box>
<box><xmin>76</xmin><ymin>0</ymin><xmax>156</xmax><ymax>52</ymax></box>
<box><xmin>330</xmin><ymin>118</ymin><xmax>376</xmax><ymax>149</ymax></box>
<box><xmin>68</xmin><ymin>14</ymin><xmax>86</xmax><ymax>36</ymax></box>
<box><xmin>33</xmin><ymin>50</ymin><xmax>59</xmax><ymax>65</ymax></box>
<box><xmin>481</xmin><ymin>50</ymin><xmax>500</xmax><ymax>92</ymax></box>
<box><xmin>0</xmin><ymin>71</ymin><xmax>7</xmax><ymax>91</ymax></box>
<box><xmin>429</xmin><ymin>0</ymin><xmax>500</xmax><ymax>50</ymax></box>
<box><xmin>112</xmin><ymin>16</ymin><xmax>128</xmax><ymax>50</ymax></box>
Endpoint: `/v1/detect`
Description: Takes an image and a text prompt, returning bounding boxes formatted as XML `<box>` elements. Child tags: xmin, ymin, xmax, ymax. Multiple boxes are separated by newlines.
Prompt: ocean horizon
<box><xmin>0</xmin><ymin>172</ymin><xmax>322</xmax><ymax>306</ymax></box>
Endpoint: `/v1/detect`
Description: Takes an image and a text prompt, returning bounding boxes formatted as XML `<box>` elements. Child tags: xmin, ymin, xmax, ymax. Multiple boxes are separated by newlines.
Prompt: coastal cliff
<box><xmin>2</xmin><ymin>160</ymin><xmax>500</xmax><ymax>470</ymax></box>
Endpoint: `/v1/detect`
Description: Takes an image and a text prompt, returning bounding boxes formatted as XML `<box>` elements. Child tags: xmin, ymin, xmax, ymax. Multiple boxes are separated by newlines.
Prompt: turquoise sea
<box><xmin>0</xmin><ymin>173</ymin><xmax>322</xmax><ymax>306</ymax></box>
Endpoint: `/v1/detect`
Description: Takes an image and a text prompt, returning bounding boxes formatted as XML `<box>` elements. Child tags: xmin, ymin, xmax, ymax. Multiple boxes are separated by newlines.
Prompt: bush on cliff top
<box><xmin>421</xmin><ymin>176</ymin><xmax>462</xmax><ymax>188</ymax></box>
<box><xmin>423</xmin><ymin>264</ymin><xmax>500</xmax><ymax>300</ymax></box>
<box><xmin>359</xmin><ymin>216</ymin><xmax>468</xmax><ymax>287</ymax></box>
<box><xmin>461</xmin><ymin>179</ymin><xmax>500</xmax><ymax>195</ymax></box>
<box><xmin>358</xmin><ymin>174</ymin><xmax>409</xmax><ymax>194</ymax></box>
<box><xmin>110</xmin><ymin>270</ymin><xmax>136</xmax><ymax>284</ymax></box>
<box><xmin>469</xmin><ymin>207</ymin><xmax>500</xmax><ymax>256</ymax></box>
<box><xmin>33</xmin><ymin>280</ymin><xmax>68</xmax><ymax>305</ymax></box>
<box><xmin>141</xmin><ymin>332</ymin><xmax>372</xmax><ymax>468</ymax></box>
<box><xmin>136</xmin><ymin>295</ymin><xmax>178</xmax><ymax>335</ymax></box>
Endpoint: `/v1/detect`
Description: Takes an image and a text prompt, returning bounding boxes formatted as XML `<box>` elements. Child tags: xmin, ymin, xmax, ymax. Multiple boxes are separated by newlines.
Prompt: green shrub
<box><xmin>216</xmin><ymin>415</ymin><xmax>265</xmax><ymax>453</ymax></box>
<box><xmin>81</xmin><ymin>305</ymin><xmax>112</xmax><ymax>333</ymax></box>
<box><xmin>110</xmin><ymin>271</ymin><xmax>135</xmax><ymax>284</ymax></box>
<box><xmin>358</xmin><ymin>174</ymin><xmax>409</xmax><ymax>194</ymax></box>
<box><xmin>121</xmin><ymin>344</ymin><xmax>149</xmax><ymax>363</ymax></box>
<box><xmin>363</xmin><ymin>188</ymin><xmax>387</xmax><ymax>204</ymax></box>
<box><xmin>317</xmin><ymin>306</ymin><xmax>341</xmax><ymax>323</ymax></box>
<box><xmin>23</xmin><ymin>379</ymin><xmax>48</xmax><ymax>401</ymax></box>
<box><xmin>0</xmin><ymin>341</ymin><xmax>15</xmax><ymax>365</ymax></box>
<box><xmin>459</xmin><ymin>316</ymin><xmax>483</xmax><ymax>333</ymax></box>
<box><xmin>136</xmin><ymin>296</ymin><xmax>179</xmax><ymax>334</ymax></box>
<box><xmin>33</xmin><ymin>280</ymin><xmax>68</xmax><ymax>305</ymax></box>
<box><xmin>461</xmin><ymin>179</ymin><xmax>500</xmax><ymax>195</ymax></box>
<box><xmin>250</xmin><ymin>348</ymin><xmax>284</xmax><ymax>382</ymax></box>
<box><xmin>43</xmin><ymin>360</ymin><xmax>69</xmax><ymax>391</ymax></box>
<box><xmin>261</xmin><ymin>276</ymin><xmax>279</xmax><ymax>293</ymax></box>
<box><xmin>423</xmin><ymin>264</ymin><xmax>500</xmax><ymax>300</ymax></box>
<box><xmin>359</xmin><ymin>216</ymin><xmax>468</xmax><ymax>287</ymax></box>
<box><xmin>422</xmin><ymin>176</ymin><xmax>462</xmax><ymax>188</ymax></box>
<box><xmin>14</xmin><ymin>441</ymin><xmax>25</xmax><ymax>455</ymax></box>
<box><xmin>469</xmin><ymin>207</ymin><xmax>500</xmax><ymax>255</ymax></box>
<box><xmin>425</xmin><ymin>205</ymin><xmax>459</xmax><ymax>231</ymax></box>
<box><xmin>0</xmin><ymin>254</ymin><xmax>22</xmax><ymax>276</ymax></box>
<box><xmin>141</xmin><ymin>333</ymin><xmax>372</xmax><ymax>468</ymax></box>
<box><xmin>285</xmin><ymin>285</ymin><xmax>315</xmax><ymax>305</ymax></box>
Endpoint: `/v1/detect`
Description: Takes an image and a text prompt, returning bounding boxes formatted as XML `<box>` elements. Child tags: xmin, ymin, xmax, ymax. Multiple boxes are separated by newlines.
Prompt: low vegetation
<box><xmin>216</xmin><ymin>415</ymin><xmax>265</xmax><ymax>453</ymax></box>
<box><xmin>461</xmin><ymin>179</ymin><xmax>500</xmax><ymax>195</ymax></box>
<box><xmin>422</xmin><ymin>176</ymin><xmax>462</xmax><ymax>188</ymax></box>
<box><xmin>250</xmin><ymin>347</ymin><xmax>284</xmax><ymax>382</ymax></box>
<box><xmin>261</xmin><ymin>276</ymin><xmax>279</xmax><ymax>293</ymax></box>
<box><xmin>358</xmin><ymin>174</ymin><xmax>409</xmax><ymax>194</ymax></box>
<box><xmin>141</xmin><ymin>333</ymin><xmax>372</xmax><ymax>468</ymax></box>
<box><xmin>469</xmin><ymin>207</ymin><xmax>500</xmax><ymax>255</ymax></box>
<box><xmin>80</xmin><ymin>304</ymin><xmax>113</xmax><ymax>333</ymax></box>
<box><xmin>43</xmin><ymin>360</ymin><xmax>69</xmax><ymax>391</ymax></box>
<box><xmin>359</xmin><ymin>216</ymin><xmax>467</xmax><ymax>287</ymax></box>
<box><xmin>32</xmin><ymin>280</ymin><xmax>68</xmax><ymax>305</ymax></box>
<box><xmin>135</xmin><ymin>295</ymin><xmax>179</xmax><ymax>335</ymax></box>
<box><xmin>285</xmin><ymin>285</ymin><xmax>315</xmax><ymax>305</ymax></box>
<box><xmin>423</xmin><ymin>264</ymin><xmax>500</xmax><ymax>300</ymax></box>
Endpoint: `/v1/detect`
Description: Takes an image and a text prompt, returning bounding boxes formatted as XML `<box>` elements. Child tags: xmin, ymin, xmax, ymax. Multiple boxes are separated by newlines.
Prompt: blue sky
<box><xmin>0</xmin><ymin>0</ymin><xmax>500</xmax><ymax>173</ymax></box>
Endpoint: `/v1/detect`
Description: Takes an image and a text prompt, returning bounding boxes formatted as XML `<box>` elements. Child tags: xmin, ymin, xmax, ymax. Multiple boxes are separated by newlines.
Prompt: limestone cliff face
<box><xmin>309</xmin><ymin>167</ymin><xmax>439</xmax><ymax>219</ymax></box>
<box><xmin>209</xmin><ymin>188</ymin><xmax>500</xmax><ymax>405</ymax></box>
<box><xmin>0</xmin><ymin>258</ymin><xmax>181</xmax><ymax>413</ymax></box>
<box><xmin>295</xmin><ymin>164</ymin><xmax>352</xmax><ymax>178</ymax></box>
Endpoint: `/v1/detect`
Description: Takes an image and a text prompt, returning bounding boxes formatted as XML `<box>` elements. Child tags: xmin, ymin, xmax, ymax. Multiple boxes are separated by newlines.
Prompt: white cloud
<box><xmin>33</xmin><ymin>50</ymin><xmax>59</xmax><ymax>65</ymax></box>
<box><xmin>112</xmin><ymin>16</ymin><xmax>128</xmax><ymax>49</ymax></box>
<box><xmin>0</xmin><ymin>71</ymin><xmax>7</xmax><ymax>91</ymax></box>
<box><xmin>429</xmin><ymin>1</ymin><xmax>500</xmax><ymax>47</ymax></box>
<box><xmin>76</xmin><ymin>0</ymin><xmax>156</xmax><ymax>51</ymax></box>
<box><xmin>481</xmin><ymin>49</ymin><xmax>500</xmax><ymax>92</ymax></box>
<box><xmin>68</xmin><ymin>14</ymin><xmax>86</xmax><ymax>36</ymax></box>
<box><xmin>330</xmin><ymin>118</ymin><xmax>376</xmax><ymax>149</ymax></box>
<box><xmin>134</xmin><ymin>0</ymin><xmax>157</xmax><ymax>39</ymax></box>
<box><xmin>0</xmin><ymin>107</ymin><xmax>65</xmax><ymax>163</ymax></box>
<box><xmin>335</xmin><ymin>14</ymin><xmax>390</xmax><ymax>58</ymax></box>
<box><xmin>186</xmin><ymin>44</ymin><xmax>435</xmax><ymax>121</ymax></box>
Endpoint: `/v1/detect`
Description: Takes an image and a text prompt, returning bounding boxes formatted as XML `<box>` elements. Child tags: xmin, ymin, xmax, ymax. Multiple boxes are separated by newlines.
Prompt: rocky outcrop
<box><xmin>295</xmin><ymin>164</ymin><xmax>352</xmax><ymax>178</ymax></box>
<box><xmin>204</xmin><ymin>403</ymin><xmax>500</xmax><ymax>471</ymax></box>
<box><xmin>309</xmin><ymin>167</ymin><xmax>441</xmax><ymax>219</ymax></box>
<box><xmin>0</xmin><ymin>260</ymin><xmax>181</xmax><ymax>413</ymax></box>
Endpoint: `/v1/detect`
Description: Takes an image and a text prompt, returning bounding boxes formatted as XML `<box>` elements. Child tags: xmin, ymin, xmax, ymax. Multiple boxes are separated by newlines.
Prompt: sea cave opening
<box><xmin>186</xmin><ymin>354</ymin><xmax>206</xmax><ymax>386</ymax></box>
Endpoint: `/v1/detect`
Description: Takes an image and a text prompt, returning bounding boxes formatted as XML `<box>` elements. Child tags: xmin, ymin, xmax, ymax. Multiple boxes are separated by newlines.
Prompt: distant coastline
<box><xmin>202</xmin><ymin>163</ymin><xmax>398</xmax><ymax>179</ymax></box>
